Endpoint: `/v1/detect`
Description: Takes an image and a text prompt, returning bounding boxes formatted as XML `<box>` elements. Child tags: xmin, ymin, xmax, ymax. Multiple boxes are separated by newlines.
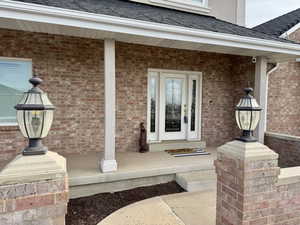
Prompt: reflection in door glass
<box><xmin>191</xmin><ymin>80</ymin><xmax>196</xmax><ymax>131</ymax></box>
<box><xmin>165</xmin><ymin>79</ymin><xmax>182</xmax><ymax>132</ymax></box>
<box><xmin>150</xmin><ymin>77</ymin><xmax>156</xmax><ymax>133</ymax></box>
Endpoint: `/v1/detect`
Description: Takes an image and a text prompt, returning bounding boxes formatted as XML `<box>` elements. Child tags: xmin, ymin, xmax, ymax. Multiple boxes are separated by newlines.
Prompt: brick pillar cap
<box><xmin>218</xmin><ymin>140</ymin><xmax>278</xmax><ymax>161</ymax></box>
<box><xmin>0</xmin><ymin>151</ymin><xmax>66</xmax><ymax>185</ymax></box>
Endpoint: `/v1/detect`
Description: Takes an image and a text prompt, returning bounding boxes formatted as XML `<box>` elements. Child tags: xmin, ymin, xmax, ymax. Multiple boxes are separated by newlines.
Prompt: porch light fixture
<box><xmin>235</xmin><ymin>87</ymin><xmax>262</xmax><ymax>142</ymax></box>
<box><xmin>15</xmin><ymin>75</ymin><xmax>55</xmax><ymax>155</ymax></box>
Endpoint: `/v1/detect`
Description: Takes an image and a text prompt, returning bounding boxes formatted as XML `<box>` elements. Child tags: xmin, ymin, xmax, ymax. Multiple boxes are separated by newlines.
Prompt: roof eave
<box><xmin>0</xmin><ymin>0</ymin><xmax>300</xmax><ymax>62</ymax></box>
<box><xmin>280</xmin><ymin>22</ymin><xmax>300</xmax><ymax>38</ymax></box>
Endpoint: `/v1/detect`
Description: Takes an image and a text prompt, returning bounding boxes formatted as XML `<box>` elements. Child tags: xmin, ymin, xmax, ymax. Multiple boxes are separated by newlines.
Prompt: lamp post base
<box><xmin>236</xmin><ymin>130</ymin><xmax>258</xmax><ymax>143</ymax></box>
<box><xmin>23</xmin><ymin>139</ymin><xmax>48</xmax><ymax>156</ymax></box>
<box><xmin>236</xmin><ymin>136</ymin><xmax>257</xmax><ymax>143</ymax></box>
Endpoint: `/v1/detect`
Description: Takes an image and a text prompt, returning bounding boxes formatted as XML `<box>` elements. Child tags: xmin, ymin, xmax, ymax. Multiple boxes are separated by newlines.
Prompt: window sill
<box><xmin>0</xmin><ymin>123</ymin><xmax>19</xmax><ymax>131</ymax></box>
<box><xmin>147</xmin><ymin>140</ymin><xmax>162</xmax><ymax>144</ymax></box>
<box><xmin>149</xmin><ymin>0</ymin><xmax>211</xmax><ymax>14</ymax></box>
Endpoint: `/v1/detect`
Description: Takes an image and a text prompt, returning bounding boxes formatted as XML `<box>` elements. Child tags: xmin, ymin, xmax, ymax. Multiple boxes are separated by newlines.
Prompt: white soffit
<box><xmin>0</xmin><ymin>0</ymin><xmax>300</xmax><ymax>62</ymax></box>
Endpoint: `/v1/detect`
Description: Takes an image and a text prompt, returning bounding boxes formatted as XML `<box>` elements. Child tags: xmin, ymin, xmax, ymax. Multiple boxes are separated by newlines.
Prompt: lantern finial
<box><xmin>244</xmin><ymin>87</ymin><xmax>253</xmax><ymax>95</ymax></box>
<box><xmin>29</xmin><ymin>75</ymin><xmax>43</xmax><ymax>88</ymax></box>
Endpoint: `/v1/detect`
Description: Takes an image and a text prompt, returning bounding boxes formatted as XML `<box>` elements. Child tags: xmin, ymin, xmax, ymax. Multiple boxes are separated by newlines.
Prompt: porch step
<box><xmin>149</xmin><ymin>140</ymin><xmax>206</xmax><ymax>152</ymax></box>
<box><xmin>175</xmin><ymin>170</ymin><xmax>217</xmax><ymax>192</ymax></box>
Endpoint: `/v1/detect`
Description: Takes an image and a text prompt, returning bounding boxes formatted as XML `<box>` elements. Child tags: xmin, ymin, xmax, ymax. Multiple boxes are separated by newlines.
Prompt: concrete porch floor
<box><xmin>65</xmin><ymin>148</ymin><xmax>217</xmax><ymax>199</ymax></box>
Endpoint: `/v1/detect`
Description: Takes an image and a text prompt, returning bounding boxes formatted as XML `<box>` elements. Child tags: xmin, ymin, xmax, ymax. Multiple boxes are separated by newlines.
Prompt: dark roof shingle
<box><xmin>13</xmin><ymin>0</ymin><xmax>296</xmax><ymax>44</ymax></box>
<box><xmin>252</xmin><ymin>8</ymin><xmax>300</xmax><ymax>37</ymax></box>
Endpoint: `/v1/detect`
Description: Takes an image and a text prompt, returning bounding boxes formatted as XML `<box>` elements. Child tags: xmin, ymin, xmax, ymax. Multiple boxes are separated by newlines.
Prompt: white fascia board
<box><xmin>1</xmin><ymin>0</ymin><xmax>300</xmax><ymax>57</ymax></box>
<box><xmin>280</xmin><ymin>22</ymin><xmax>300</xmax><ymax>39</ymax></box>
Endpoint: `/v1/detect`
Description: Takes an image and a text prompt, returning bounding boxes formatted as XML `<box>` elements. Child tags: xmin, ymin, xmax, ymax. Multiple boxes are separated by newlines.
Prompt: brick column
<box><xmin>214</xmin><ymin>140</ymin><xmax>279</xmax><ymax>225</ymax></box>
<box><xmin>0</xmin><ymin>151</ymin><xmax>68</xmax><ymax>225</ymax></box>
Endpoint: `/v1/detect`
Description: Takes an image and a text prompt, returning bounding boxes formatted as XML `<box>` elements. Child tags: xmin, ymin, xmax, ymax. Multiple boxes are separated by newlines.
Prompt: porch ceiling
<box><xmin>0</xmin><ymin>0</ymin><xmax>300</xmax><ymax>62</ymax></box>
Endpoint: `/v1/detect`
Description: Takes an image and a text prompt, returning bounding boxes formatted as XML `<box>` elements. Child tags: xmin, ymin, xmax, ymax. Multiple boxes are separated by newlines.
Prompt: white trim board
<box><xmin>0</xmin><ymin>56</ymin><xmax>32</xmax><ymax>62</ymax></box>
<box><xmin>0</xmin><ymin>0</ymin><xmax>300</xmax><ymax>61</ymax></box>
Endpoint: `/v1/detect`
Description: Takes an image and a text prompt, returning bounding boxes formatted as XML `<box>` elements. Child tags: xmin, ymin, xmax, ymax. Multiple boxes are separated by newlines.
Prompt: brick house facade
<box><xmin>267</xmin><ymin>28</ymin><xmax>300</xmax><ymax>137</ymax></box>
<box><xmin>0</xmin><ymin>0</ymin><xmax>300</xmax><ymax>173</ymax></box>
<box><xmin>0</xmin><ymin>28</ymin><xmax>254</xmax><ymax>166</ymax></box>
<box><xmin>253</xmin><ymin>9</ymin><xmax>300</xmax><ymax>137</ymax></box>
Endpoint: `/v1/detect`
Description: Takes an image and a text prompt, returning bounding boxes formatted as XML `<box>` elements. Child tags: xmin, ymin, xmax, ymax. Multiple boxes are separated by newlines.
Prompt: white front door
<box><xmin>147</xmin><ymin>69</ymin><xmax>202</xmax><ymax>142</ymax></box>
<box><xmin>161</xmin><ymin>73</ymin><xmax>187</xmax><ymax>140</ymax></box>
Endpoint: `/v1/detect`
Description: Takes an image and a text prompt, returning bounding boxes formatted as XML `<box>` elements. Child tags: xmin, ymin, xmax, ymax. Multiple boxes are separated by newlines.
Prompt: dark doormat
<box><xmin>66</xmin><ymin>181</ymin><xmax>184</xmax><ymax>225</ymax></box>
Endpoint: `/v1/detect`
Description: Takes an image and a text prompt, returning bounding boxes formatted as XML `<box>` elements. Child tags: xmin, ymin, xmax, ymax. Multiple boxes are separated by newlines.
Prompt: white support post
<box><xmin>254</xmin><ymin>56</ymin><xmax>268</xmax><ymax>144</ymax></box>
<box><xmin>100</xmin><ymin>39</ymin><xmax>118</xmax><ymax>173</ymax></box>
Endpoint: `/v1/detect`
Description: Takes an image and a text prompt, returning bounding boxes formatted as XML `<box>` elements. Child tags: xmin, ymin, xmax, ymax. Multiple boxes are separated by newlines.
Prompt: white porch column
<box><xmin>100</xmin><ymin>39</ymin><xmax>118</xmax><ymax>173</ymax></box>
<box><xmin>254</xmin><ymin>56</ymin><xmax>268</xmax><ymax>144</ymax></box>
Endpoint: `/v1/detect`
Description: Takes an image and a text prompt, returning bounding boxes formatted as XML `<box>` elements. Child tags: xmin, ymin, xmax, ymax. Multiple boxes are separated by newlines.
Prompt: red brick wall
<box><xmin>0</xmin><ymin>167</ymin><xmax>68</xmax><ymax>224</ymax></box>
<box><xmin>274</xmin><ymin>178</ymin><xmax>300</xmax><ymax>225</ymax></box>
<box><xmin>0</xmin><ymin>29</ymin><xmax>104</xmax><ymax>166</ymax></box>
<box><xmin>215</xmin><ymin>142</ymin><xmax>300</xmax><ymax>225</ymax></box>
<box><xmin>267</xmin><ymin>28</ymin><xmax>300</xmax><ymax>137</ymax></box>
<box><xmin>0</xmin><ymin>28</ymin><xmax>254</xmax><ymax>165</ymax></box>
<box><xmin>116</xmin><ymin>43</ymin><xmax>254</xmax><ymax>151</ymax></box>
<box><xmin>265</xmin><ymin>132</ymin><xmax>300</xmax><ymax>168</ymax></box>
<box><xmin>0</xmin><ymin>178</ymin><xmax>68</xmax><ymax>224</ymax></box>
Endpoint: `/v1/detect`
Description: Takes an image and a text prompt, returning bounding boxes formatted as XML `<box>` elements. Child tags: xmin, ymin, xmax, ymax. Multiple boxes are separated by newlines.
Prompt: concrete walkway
<box><xmin>98</xmin><ymin>190</ymin><xmax>216</xmax><ymax>225</ymax></box>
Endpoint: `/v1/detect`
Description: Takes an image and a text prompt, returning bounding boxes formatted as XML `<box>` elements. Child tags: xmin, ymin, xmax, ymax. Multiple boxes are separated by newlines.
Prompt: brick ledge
<box><xmin>265</xmin><ymin>132</ymin><xmax>300</xmax><ymax>142</ymax></box>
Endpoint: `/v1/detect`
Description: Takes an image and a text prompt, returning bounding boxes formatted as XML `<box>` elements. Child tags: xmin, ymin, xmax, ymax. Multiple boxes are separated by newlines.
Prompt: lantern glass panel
<box><xmin>41</xmin><ymin>110</ymin><xmax>54</xmax><ymax>138</ymax></box>
<box><xmin>25</xmin><ymin>110</ymin><xmax>44</xmax><ymax>138</ymax></box>
<box><xmin>41</xmin><ymin>93</ymin><xmax>52</xmax><ymax>106</ymax></box>
<box><xmin>15</xmin><ymin>91</ymin><xmax>54</xmax><ymax>139</ymax></box>
<box><xmin>235</xmin><ymin>110</ymin><xmax>260</xmax><ymax>131</ymax></box>
<box><xmin>250</xmin><ymin>110</ymin><xmax>260</xmax><ymax>130</ymax></box>
<box><xmin>18</xmin><ymin>93</ymin><xmax>29</xmax><ymax>105</ymax></box>
<box><xmin>26</xmin><ymin>92</ymin><xmax>43</xmax><ymax>105</ymax></box>
<box><xmin>235</xmin><ymin>96</ymin><xmax>261</xmax><ymax>132</ymax></box>
<box><xmin>16</xmin><ymin>110</ymin><xmax>27</xmax><ymax>137</ymax></box>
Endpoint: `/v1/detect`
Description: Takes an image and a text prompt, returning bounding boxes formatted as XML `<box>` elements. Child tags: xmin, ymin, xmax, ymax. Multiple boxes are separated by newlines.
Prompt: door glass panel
<box><xmin>165</xmin><ymin>78</ymin><xmax>182</xmax><ymax>132</ymax></box>
<box><xmin>191</xmin><ymin>80</ymin><xmax>196</xmax><ymax>131</ymax></box>
<box><xmin>150</xmin><ymin>77</ymin><xmax>156</xmax><ymax>133</ymax></box>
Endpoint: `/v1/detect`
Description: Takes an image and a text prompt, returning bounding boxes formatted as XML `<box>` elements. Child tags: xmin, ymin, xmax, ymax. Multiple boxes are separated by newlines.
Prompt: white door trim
<box><xmin>187</xmin><ymin>73</ymin><xmax>202</xmax><ymax>141</ymax></box>
<box><xmin>147</xmin><ymin>69</ymin><xmax>202</xmax><ymax>142</ymax></box>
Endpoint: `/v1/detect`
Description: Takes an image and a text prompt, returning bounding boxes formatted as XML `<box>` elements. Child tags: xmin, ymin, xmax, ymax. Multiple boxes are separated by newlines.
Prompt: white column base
<box><xmin>100</xmin><ymin>159</ymin><xmax>118</xmax><ymax>173</ymax></box>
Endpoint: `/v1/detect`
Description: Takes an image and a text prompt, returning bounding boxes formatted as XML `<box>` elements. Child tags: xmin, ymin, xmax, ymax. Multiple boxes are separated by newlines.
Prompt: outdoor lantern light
<box><xmin>235</xmin><ymin>87</ymin><xmax>262</xmax><ymax>142</ymax></box>
<box><xmin>15</xmin><ymin>75</ymin><xmax>55</xmax><ymax>155</ymax></box>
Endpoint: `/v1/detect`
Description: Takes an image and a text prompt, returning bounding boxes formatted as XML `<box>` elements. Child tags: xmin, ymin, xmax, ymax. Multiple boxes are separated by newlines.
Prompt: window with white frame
<box><xmin>190</xmin><ymin>0</ymin><xmax>205</xmax><ymax>5</ymax></box>
<box><xmin>0</xmin><ymin>58</ymin><xmax>32</xmax><ymax>125</ymax></box>
<box><xmin>147</xmin><ymin>0</ymin><xmax>210</xmax><ymax>14</ymax></box>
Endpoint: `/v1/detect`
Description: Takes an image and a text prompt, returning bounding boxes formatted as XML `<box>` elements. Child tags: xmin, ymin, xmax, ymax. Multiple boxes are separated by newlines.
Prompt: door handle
<box><xmin>184</xmin><ymin>104</ymin><xmax>188</xmax><ymax>124</ymax></box>
<box><xmin>184</xmin><ymin>116</ymin><xmax>188</xmax><ymax>124</ymax></box>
